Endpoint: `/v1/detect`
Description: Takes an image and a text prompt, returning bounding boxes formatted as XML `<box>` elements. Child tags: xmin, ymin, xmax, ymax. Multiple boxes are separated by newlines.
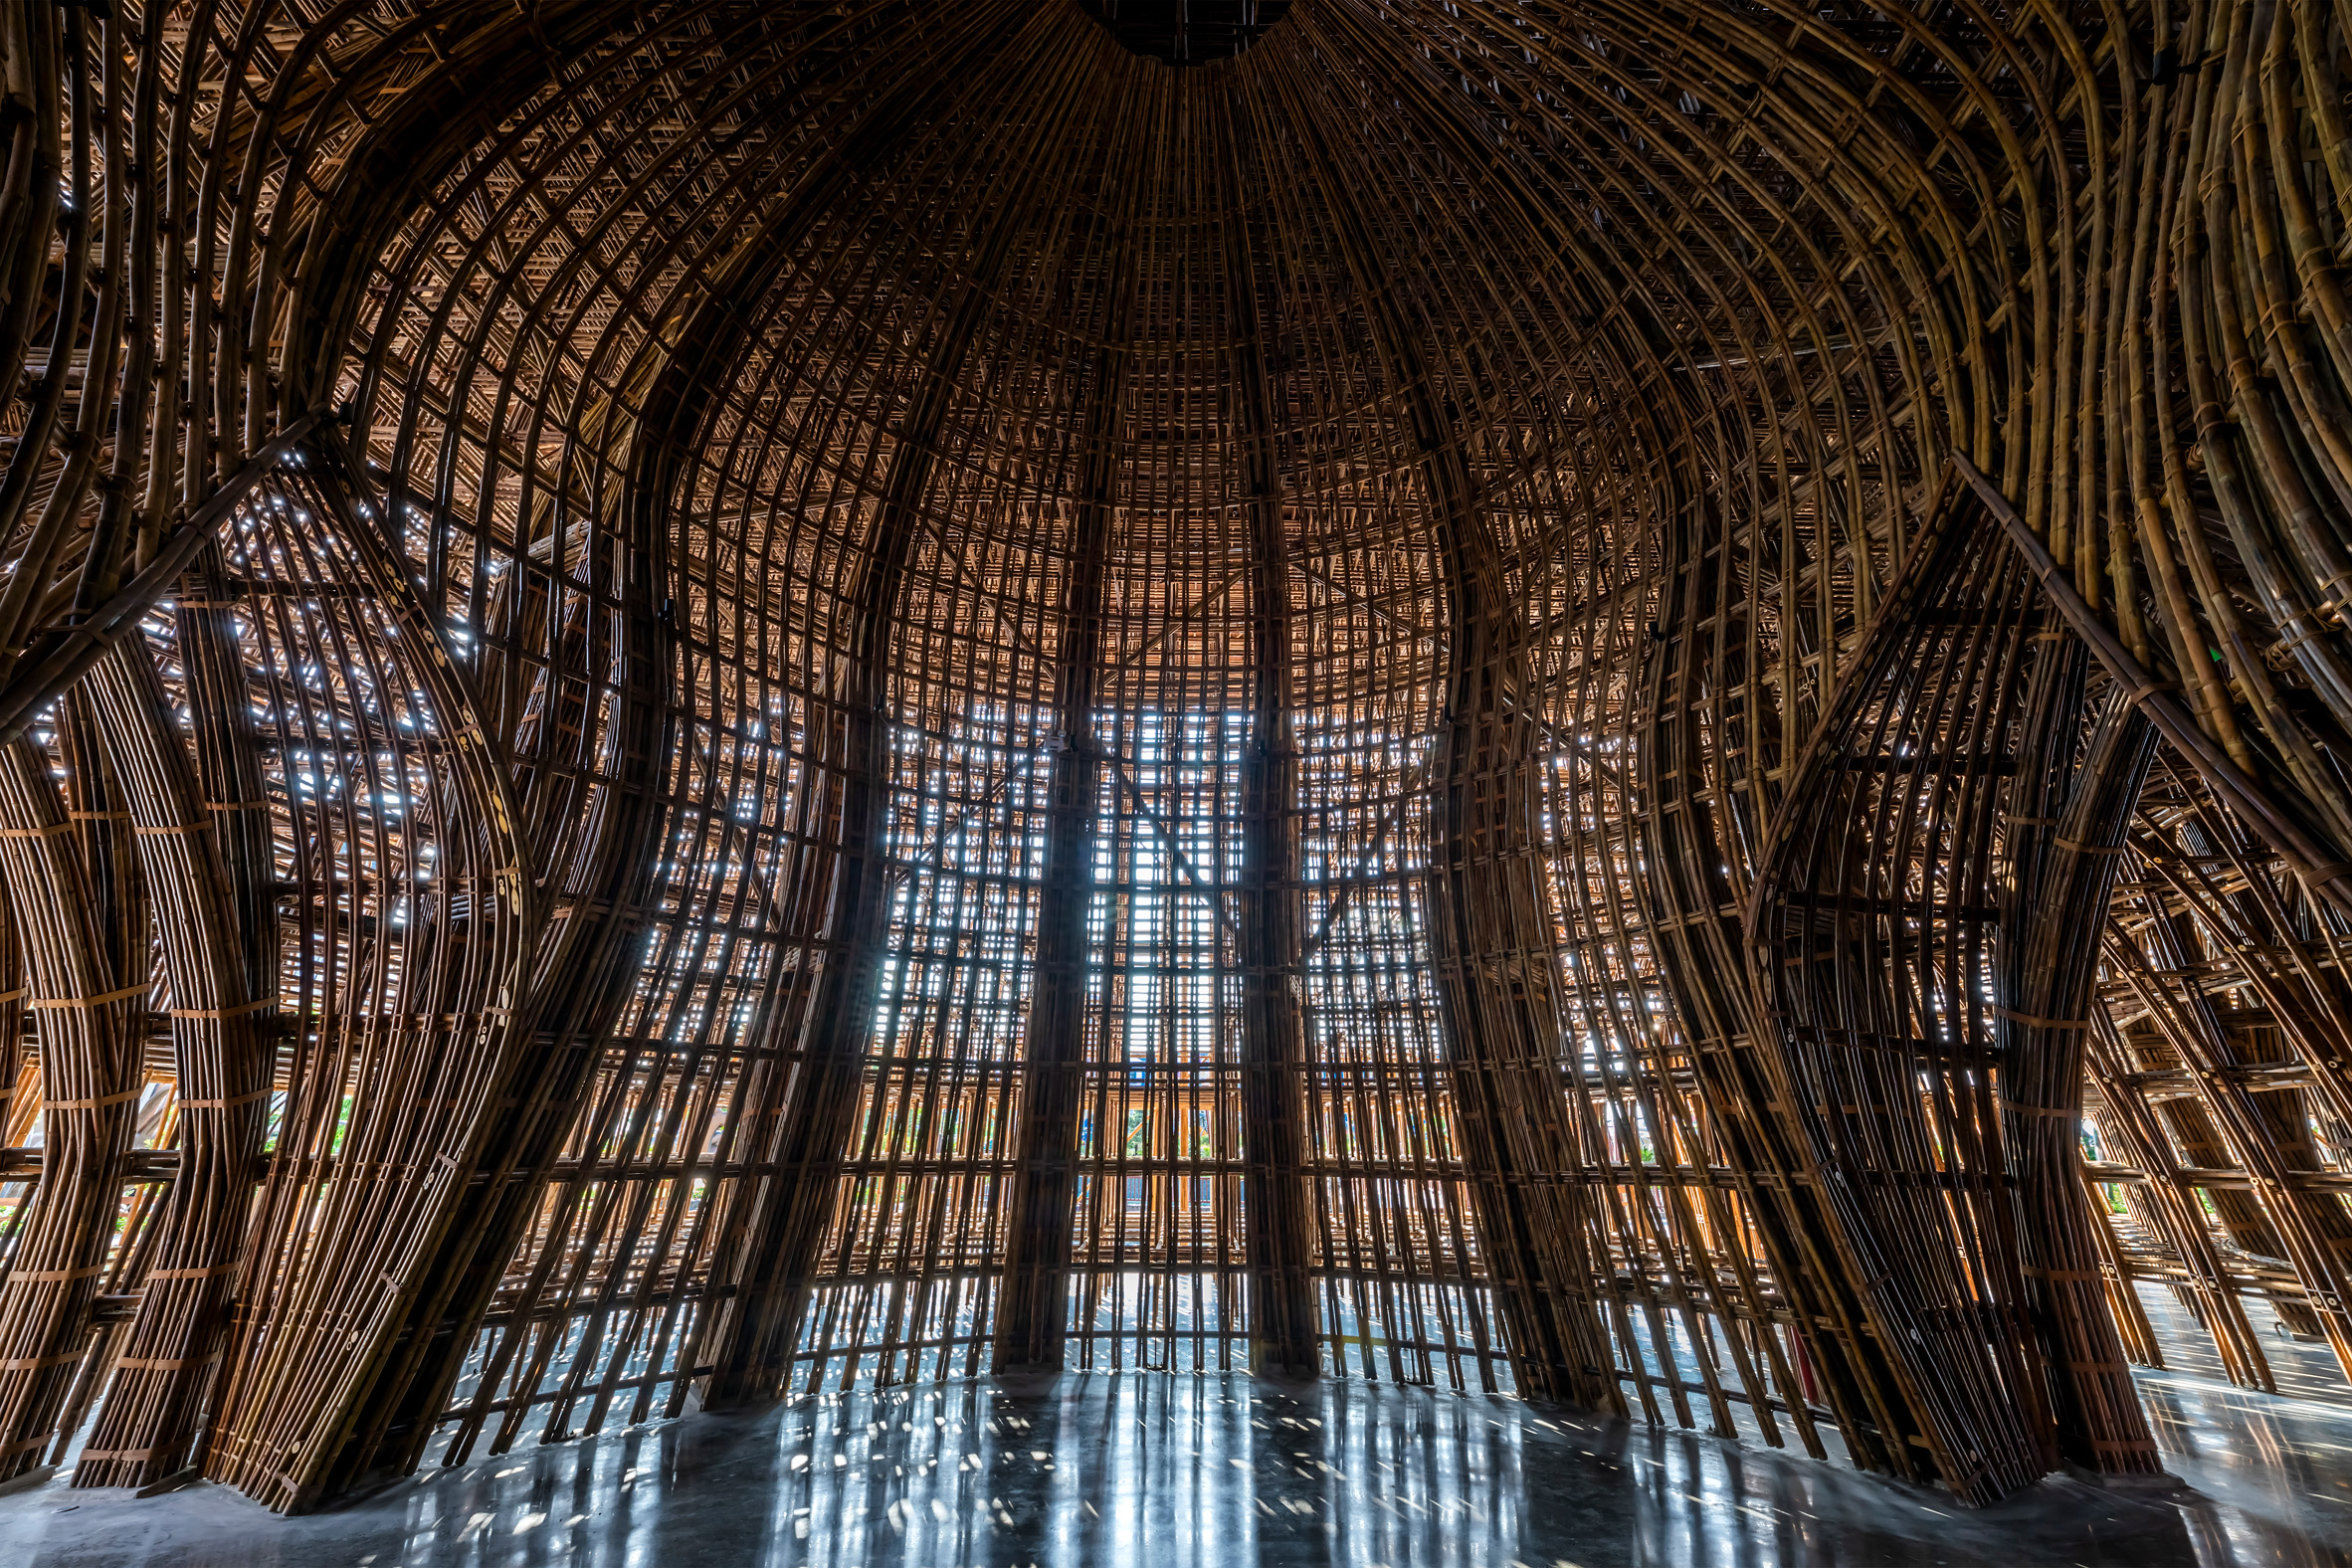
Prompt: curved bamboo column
<box><xmin>1997</xmin><ymin>685</ymin><xmax>2163</xmax><ymax>1477</ymax></box>
<box><xmin>991</xmin><ymin>94</ymin><xmax>1145</xmax><ymax>1377</ymax></box>
<box><xmin>69</xmin><ymin>642</ymin><xmax>266</xmax><ymax>1489</ymax></box>
<box><xmin>0</xmin><ymin>736</ymin><xmax>136</xmax><ymax>1481</ymax></box>
<box><xmin>1222</xmin><ymin>85</ymin><xmax>1319</xmax><ymax>1379</ymax></box>
<box><xmin>195</xmin><ymin>463</ymin><xmax>532</xmax><ymax>1511</ymax></box>
<box><xmin>1745</xmin><ymin>484</ymin><xmax>2057</xmax><ymax>1501</ymax></box>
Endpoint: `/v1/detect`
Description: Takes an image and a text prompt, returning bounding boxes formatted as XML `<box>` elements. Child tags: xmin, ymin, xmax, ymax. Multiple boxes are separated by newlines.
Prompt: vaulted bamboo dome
<box><xmin>12</xmin><ymin>1</ymin><xmax>2352</xmax><ymax>1554</ymax></box>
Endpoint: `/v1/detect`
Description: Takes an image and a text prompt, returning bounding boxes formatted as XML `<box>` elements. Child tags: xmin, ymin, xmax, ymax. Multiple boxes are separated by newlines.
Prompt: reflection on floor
<box><xmin>6</xmin><ymin>1362</ymin><xmax>2352</xmax><ymax>1567</ymax></box>
<box><xmin>2136</xmin><ymin>1278</ymin><xmax>2352</xmax><ymax>1406</ymax></box>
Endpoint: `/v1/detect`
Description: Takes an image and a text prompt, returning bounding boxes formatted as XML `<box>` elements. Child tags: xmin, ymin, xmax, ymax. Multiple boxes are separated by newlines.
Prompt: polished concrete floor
<box><xmin>6</xmin><ymin>1346</ymin><xmax>2352</xmax><ymax>1567</ymax></box>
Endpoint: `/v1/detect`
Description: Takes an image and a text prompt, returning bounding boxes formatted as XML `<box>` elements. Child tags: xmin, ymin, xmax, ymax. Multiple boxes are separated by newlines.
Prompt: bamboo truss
<box><xmin>5</xmin><ymin>0</ymin><xmax>2352</xmax><ymax>1518</ymax></box>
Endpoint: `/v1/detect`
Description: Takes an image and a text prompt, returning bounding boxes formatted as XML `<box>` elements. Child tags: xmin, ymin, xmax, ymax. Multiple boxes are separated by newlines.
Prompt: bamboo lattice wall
<box><xmin>2</xmin><ymin>0</ymin><xmax>2352</xmax><ymax>1516</ymax></box>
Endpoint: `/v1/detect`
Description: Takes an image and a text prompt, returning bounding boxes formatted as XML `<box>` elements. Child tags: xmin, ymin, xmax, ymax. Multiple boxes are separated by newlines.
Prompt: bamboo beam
<box><xmin>1953</xmin><ymin>452</ymin><xmax>2352</xmax><ymax>921</ymax></box>
<box><xmin>0</xmin><ymin>412</ymin><xmax>326</xmax><ymax>747</ymax></box>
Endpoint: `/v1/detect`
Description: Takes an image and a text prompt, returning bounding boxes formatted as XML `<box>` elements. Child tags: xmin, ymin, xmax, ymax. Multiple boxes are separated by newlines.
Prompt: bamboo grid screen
<box><xmin>8</xmin><ymin>0</ymin><xmax>2352</xmax><ymax>1519</ymax></box>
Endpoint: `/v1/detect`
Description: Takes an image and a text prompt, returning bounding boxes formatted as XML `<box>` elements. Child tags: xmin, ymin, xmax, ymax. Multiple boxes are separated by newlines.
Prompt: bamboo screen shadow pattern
<box><xmin>6</xmin><ymin>0</ymin><xmax>2352</xmax><ymax>1518</ymax></box>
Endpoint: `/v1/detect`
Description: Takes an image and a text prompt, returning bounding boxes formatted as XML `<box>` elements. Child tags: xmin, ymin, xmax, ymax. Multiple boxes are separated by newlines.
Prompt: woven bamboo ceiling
<box><xmin>0</xmin><ymin>0</ymin><xmax>2345</xmax><ymax>1519</ymax></box>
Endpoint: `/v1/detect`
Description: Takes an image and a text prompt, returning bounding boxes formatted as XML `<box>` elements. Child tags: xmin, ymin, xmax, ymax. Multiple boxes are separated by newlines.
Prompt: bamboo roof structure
<box><xmin>0</xmin><ymin>0</ymin><xmax>2349</xmax><ymax>1516</ymax></box>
